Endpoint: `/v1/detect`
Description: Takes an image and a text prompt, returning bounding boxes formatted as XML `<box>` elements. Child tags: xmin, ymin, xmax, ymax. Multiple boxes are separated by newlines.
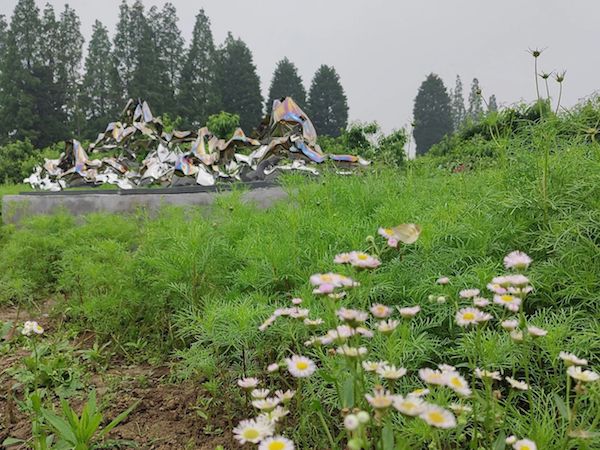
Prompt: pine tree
<box><xmin>0</xmin><ymin>0</ymin><xmax>66</xmax><ymax>146</ymax></box>
<box><xmin>80</xmin><ymin>20</ymin><xmax>115</xmax><ymax>138</ymax></box>
<box><xmin>148</xmin><ymin>3</ymin><xmax>183</xmax><ymax>116</ymax></box>
<box><xmin>110</xmin><ymin>0</ymin><xmax>134</xmax><ymax>106</ymax></box>
<box><xmin>467</xmin><ymin>78</ymin><xmax>484</xmax><ymax>121</ymax></box>
<box><xmin>266</xmin><ymin>57</ymin><xmax>306</xmax><ymax>113</ymax></box>
<box><xmin>216</xmin><ymin>33</ymin><xmax>263</xmax><ymax>131</ymax></box>
<box><xmin>412</xmin><ymin>73</ymin><xmax>453</xmax><ymax>155</ymax></box>
<box><xmin>488</xmin><ymin>94</ymin><xmax>498</xmax><ymax>112</ymax></box>
<box><xmin>451</xmin><ymin>75</ymin><xmax>466</xmax><ymax>130</ymax></box>
<box><xmin>177</xmin><ymin>10</ymin><xmax>220</xmax><ymax>128</ymax></box>
<box><xmin>56</xmin><ymin>4</ymin><xmax>84</xmax><ymax>134</ymax></box>
<box><xmin>127</xmin><ymin>1</ymin><xmax>169</xmax><ymax>113</ymax></box>
<box><xmin>40</xmin><ymin>3</ymin><xmax>59</xmax><ymax>68</ymax></box>
<box><xmin>307</xmin><ymin>65</ymin><xmax>348</xmax><ymax>137</ymax></box>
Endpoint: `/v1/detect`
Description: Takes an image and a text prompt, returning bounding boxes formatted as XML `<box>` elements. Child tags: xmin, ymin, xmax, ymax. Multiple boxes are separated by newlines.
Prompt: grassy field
<box><xmin>0</xmin><ymin>120</ymin><xmax>599</xmax><ymax>448</ymax></box>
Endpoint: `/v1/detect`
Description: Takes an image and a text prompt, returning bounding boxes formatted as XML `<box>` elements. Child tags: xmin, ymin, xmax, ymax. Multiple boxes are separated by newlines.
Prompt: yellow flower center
<box><xmin>428</xmin><ymin>411</ymin><xmax>445</xmax><ymax>424</ymax></box>
<box><xmin>296</xmin><ymin>361</ymin><xmax>309</xmax><ymax>370</ymax></box>
<box><xmin>374</xmin><ymin>397</ymin><xmax>391</xmax><ymax>408</ymax></box>
<box><xmin>450</xmin><ymin>377</ymin><xmax>463</xmax><ymax>387</ymax></box>
<box><xmin>463</xmin><ymin>312</ymin><xmax>475</xmax><ymax>320</ymax></box>
<box><xmin>243</xmin><ymin>428</ymin><xmax>260</xmax><ymax>440</ymax></box>
<box><xmin>385</xmin><ymin>228</ymin><xmax>393</xmax><ymax>235</ymax></box>
<box><xmin>357</xmin><ymin>254</ymin><xmax>368</xmax><ymax>260</ymax></box>
<box><xmin>521</xmin><ymin>447</ymin><xmax>530</xmax><ymax>450</ymax></box>
<box><xmin>321</xmin><ymin>274</ymin><xmax>332</xmax><ymax>282</ymax></box>
<box><xmin>403</xmin><ymin>401</ymin><xmax>415</xmax><ymax>410</ymax></box>
<box><xmin>268</xmin><ymin>442</ymin><xmax>286</xmax><ymax>450</ymax></box>
<box><xmin>501</xmin><ymin>295</ymin><xmax>513</xmax><ymax>302</ymax></box>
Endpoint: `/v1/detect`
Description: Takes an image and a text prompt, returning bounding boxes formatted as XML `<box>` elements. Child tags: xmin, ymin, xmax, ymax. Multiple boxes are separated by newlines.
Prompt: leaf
<box><xmin>41</xmin><ymin>408</ymin><xmax>77</xmax><ymax>444</ymax></box>
<box><xmin>341</xmin><ymin>377</ymin><xmax>354</xmax><ymax>408</ymax></box>
<box><xmin>100</xmin><ymin>399</ymin><xmax>140</xmax><ymax>437</ymax></box>
<box><xmin>2</xmin><ymin>437</ymin><xmax>25</xmax><ymax>446</ymax></box>
<box><xmin>382</xmin><ymin>424</ymin><xmax>394</xmax><ymax>450</ymax></box>
<box><xmin>553</xmin><ymin>393</ymin><xmax>569</xmax><ymax>419</ymax></box>
<box><xmin>493</xmin><ymin>432</ymin><xmax>507</xmax><ymax>450</ymax></box>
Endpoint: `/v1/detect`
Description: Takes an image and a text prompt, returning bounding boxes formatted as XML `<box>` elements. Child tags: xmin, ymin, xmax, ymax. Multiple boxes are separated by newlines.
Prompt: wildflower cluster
<box><xmin>235</xmin><ymin>225</ymin><xmax>598</xmax><ymax>448</ymax></box>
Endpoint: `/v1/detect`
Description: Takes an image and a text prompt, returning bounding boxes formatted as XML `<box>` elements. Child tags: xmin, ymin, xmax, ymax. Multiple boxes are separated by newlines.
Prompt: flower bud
<box><xmin>356</xmin><ymin>410</ymin><xmax>370</xmax><ymax>424</ymax></box>
<box><xmin>344</xmin><ymin>414</ymin><xmax>360</xmax><ymax>431</ymax></box>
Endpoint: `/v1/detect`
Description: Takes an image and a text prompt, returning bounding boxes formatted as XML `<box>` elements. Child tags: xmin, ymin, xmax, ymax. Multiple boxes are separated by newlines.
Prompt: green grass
<box><xmin>1</xmin><ymin>126</ymin><xmax>599</xmax><ymax>448</ymax></box>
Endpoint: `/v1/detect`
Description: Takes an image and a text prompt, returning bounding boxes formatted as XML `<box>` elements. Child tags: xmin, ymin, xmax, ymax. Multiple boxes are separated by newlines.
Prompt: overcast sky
<box><xmin>1</xmin><ymin>0</ymin><xmax>599</xmax><ymax>133</ymax></box>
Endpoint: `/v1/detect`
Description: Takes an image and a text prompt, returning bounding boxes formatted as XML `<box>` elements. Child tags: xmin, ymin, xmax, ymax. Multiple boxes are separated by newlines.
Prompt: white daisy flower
<box><xmin>376</xmin><ymin>364</ymin><xmax>407</xmax><ymax>380</ymax></box>
<box><xmin>438</xmin><ymin>364</ymin><xmax>456</xmax><ymax>373</ymax></box>
<box><xmin>501</xmin><ymin>319</ymin><xmax>519</xmax><ymax>331</ymax></box>
<box><xmin>238</xmin><ymin>377</ymin><xmax>260</xmax><ymax>390</ymax></box>
<box><xmin>289</xmin><ymin>308</ymin><xmax>310</xmax><ymax>320</ymax></box>
<box><xmin>260</xmin><ymin>406</ymin><xmax>290</xmax><ymax>423</ymax></box>
<box><xmin>344</xmin><ymin>414</ymin><xmax>360</xmax><ymax>431</ymax></box>
<box><xmin>510</xmin><ymin>330</ymin><xmax>524</xmax><ymax>342</ymax></box>
<box><xmin>365</xmin><ymin>387</ymin><xmax>394</xmax><ymax>410</ymax></box>
<box><xmin>233</xmin><ymin>417</ymin><xmax>274</xmax><ymax>444</ymax></box>
<box><xmin>310</xmin><ymin>273</ymin><xmax>356</xmax><ymax>288</ymax></box>
<box><xmin>419</xmin><ymin>405</ymin><xmax>457</xmax><ymax>429</ymax></box>
<box><xmin>320</xmin><ymin>325</ymin><xmax>356</xmax><ymax>344</ymax></box>
<box><xmin>334</xmin><ymin>252</ymin><xmax>353</xmax><ymax>264</ymax></box>
<box><xmin>455</xmin><ymin>307</ymin><xmax>486</xmax><ymax>327</ymax></box>
<box><xmin>448</xmin><ymin>402</ymin><xmax>472</xmax><ymax>415</ymax></box>
<box><xmin>275</xmin><ymin>389</ymin><xmax>295</xmax><ymax>403</ymax></box>
<box><xmin>418</xmin><ymin>368</ymin><xmax>448</xmax><ymax>386</ymax></box>
<box><xmin>251</xmin><ymin>389</ymin><xmax>270</xmax><ymax>399</ymax></box>
<box><xmin>512</xmin><ymin>438</ymin><xmax>537</xmax><ymax>450</ymax></box>
<box><xmin>459</xmin><ymin>289</ymin><xmax>480</xmax><ymax>299</ymax></box>
<box><xmin>408</xmin><ymin>388</ymin><xmax>430</xmax><ymax>398</ymax></box>
<box><xmin>349</xmin><ymin>251</ymin><xmax>381</xmax><ymax>269</ymax></box>
<box><xmin>285</xmin><ymin>355</ymin><xmax>317</xmax><ymax>378</ymax></box>
<box><xmin>559</xmin><ymin>351</ymin><xmax>588</xmax><ymax>366</ymax></box>
<box><xmin>337</xmin><ymin>308</ymin><xmax>369</xmax><ymax>324</ymax></box>
<box><xmin>291</xmin><ymin>297</ymin><xmax>303</xmax><ymax>305</ymax></box>
<box><xmin>487</xmin><ymin>282</ymin><xmax>507</xmax><ymax>295</ymax></box>
<box><xmin>473</xmin><ymin>297</ymin><xmax>490</xmax><ymax>307</ymax></box>
<box><xmin>356</xmin><ymin>327</ymin><xmax>375</xmax><ymax>338</ymax></box>
<box><xmin>445</xmin><ymin>373</ymin><xmax>472</xmax><ymax>397</ymax></box>
<box><xmin>267</xmin><ymin>363</ymin><xmax>280</xmax><ymax>373</ymax></box>
<box><xmin>504</xmin><ymin>274</ymin><xmax>530</xmax><ymax>287</ymax></box>
<box><xmin>504</xmin><ymin>251</ymin><xmax>532</xmax><ymax>270</ymax></box>
<box><xmin>475</xmin><ymin>368</ymin><xmax>502</xmax><ymax>381</ymax></box>
<box><xmin>370</xmin><ymin>303</ymin><xmax>392</xmax><ymax>319</ymax></box>
<box><xmin>393</xmin><ymin>395</ymin><xmax>426</xmax><ymax>416</ymax></box>
<box><xmin>336</xmin><ymin>345</ymin><xmax>368</xmax><ymax>358</ymax></box>
<box><xmin>505</xmin><ymin>435</ymin><xmax>517</xmax><ymax>444</ymax></box>
<box><xmin>527</xmin><ymin>326</ymin><xmax>547</xmax><ymax>337</ymax></box>
<box><xmin>436</xmin><ymin>276</ymin><xmax>450</xmax><ymax>285</ymax></box>
<box><xmin>398</xmin><ymin>305</ymin><xmax>421</xmax><ymax>318</ymax></box>
<box><xmin>494</xmin><ymin>294</ymin><xmax>522</xmax><ymax>310</ymax></box>
<box><xmin>252</xmin><ymin>397</ymin><xmax>281</xmax><ymax>412</ymax></box>
<box><xmin>22</xmin><ymin>321</ymin><xmax>44</xmax><ymax>336</ymax></box>
<box><xmin>259</xmin><ymin>316</ymin><xmax>277</xmax><ymax>331</ymax></box>
<box><xmin>259</xmin><ymin>435</ymin><xmax>295</xmax><ymax>450</ymax></box>
<box><xmin>506</xmin><ymin>377</ymin><xmax>529</xmax><ymax>391</ymax></box>
<box><xmin>377</xmin><ymin>319</ymin><xmax>400</xmax><ymax>335</ymax></box>
<box><xmin>567</xmin><ymin>366</ymin><xmax>600</xmax><ymax>383</ymax></box>
<box><xmin>303</xmin><ymin>318</ymin><xmax>324</xmax><ymax>327</ymax></box>
<box><xmin>362</xmin><ymin>360</ymin><xmax>387</xmax><ymax>372</ymax></box>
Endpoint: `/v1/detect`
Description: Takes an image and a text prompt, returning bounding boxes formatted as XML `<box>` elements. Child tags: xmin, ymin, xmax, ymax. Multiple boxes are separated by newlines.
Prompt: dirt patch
<box><xmin>0</xmin><ymin>304</ymin><xmax>238</xmax><ymax>449</ymax></box>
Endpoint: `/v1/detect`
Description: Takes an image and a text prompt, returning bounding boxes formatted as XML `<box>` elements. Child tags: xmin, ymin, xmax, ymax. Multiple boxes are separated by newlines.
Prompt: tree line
<box><xmin>413</xmin><ymin>74</ymin><xmax>498</xmax><ymax>155</ymax></box>
<box><xmin>0</xmin><ymin>0</ymin><xmax>349</xmax><ymax>149</ymax></box>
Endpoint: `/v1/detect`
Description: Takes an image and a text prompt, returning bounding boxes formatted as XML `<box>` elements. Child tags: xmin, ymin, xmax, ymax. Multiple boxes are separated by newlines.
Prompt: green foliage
<box><xmin>0</xmin><ymin>139</ymin><xmax>35</xmax><ymax>183</ymax></box>
<box><xmin>216</xmin><ymin>32</ymin><xmax>263</xmax><ymax>131</ymax></box>
<box><xmin>413</xmin><ymin>73</ymin><xmax>453</xmax><ymax>155</ymax></box>
<box><xmin>307</xmin><ymin>65</ymin><xmax>348</xmax><ymax>137</ymax></box>
<box><xmin>266</xmin><ymin>57</ymin><xmax>307</xmax><ymax>112</ymax></box>
<box><xmin>206</xmin><ymin>111</ymin><xmax>240</xmax><ymax>139</ymax></box>
<box><xmin>160</xmin><ymin>113</ymin><xmax>183</xmax><ymax>134</ymax></box>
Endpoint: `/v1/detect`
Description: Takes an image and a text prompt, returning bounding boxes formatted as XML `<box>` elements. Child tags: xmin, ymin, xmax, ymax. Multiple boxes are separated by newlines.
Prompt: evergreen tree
<box><xmin>307</xmin><ymin>65</ymin><xmax>348</xmax><ymax>137</ymax></box>
<box><xmin>266</xmin><ymin>57</ymin><xmax>306</xmax><ymax>112</ymax></box>
<box><xmin>488</xmin><ymin>94</ymin><xmax>498</xmax><ymax>112</ymax></box>
<box><xmin>412</xmin><ymin>73</ymin><xmax>453</xmax><ymax>155</ymax></box>
<box><xmin>216</xmin><ymin>33</ymin><xmax>263</xmax><ymax>131</ymax></box>
<box><xmin>56</xmin><ymin>4</ymin><xmax>84</xmax><ymax>134</ymax></box>
<box><xmin>110</xmin><ymin>0</ymin><xmax>134</xmax><ymax>106</ymax></box>
<box><xmin>40</xmin><ymin>3</ymin><xmax>59</xmax><ymax>68</ymax></box>
<box><xmin>128</xmin><ymin>1</ymin><xmax>169</xmax><ymax>113</ymax></box>
<box><xmin>0</xmin><ymin>0</ymin><xmax>66</xmax><ymax>146</ymax></box>
<box><xmin>467</xmin><ymin>78</ymin><xmax>484</xmax><ymax>121</ymax></box>
<box><xmin>178</xmin><ymin>10</ymin><xmax>220</xmax><ymax>127</ymax></box>
<box><xmin>148</xmin><ymin>3</ymin><xmax>183</xmax><ymax>116</ymax></box>
<box><xmin>80</xmin><ymin>20</ymin><xmax>115</xmax><ymax>138</ymax></box>
<box><xmin>0</xmin><ymin>15</ymin><xmax>8</xmax><ymax>104</ymax></box>
<box><xmin>451</xmin><ymin>75</ymin><xmax>466</xmax><ymax>130</ymax></box>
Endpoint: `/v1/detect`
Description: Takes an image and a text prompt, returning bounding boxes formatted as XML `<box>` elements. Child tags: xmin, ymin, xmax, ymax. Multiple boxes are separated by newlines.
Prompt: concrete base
<box><xmin>2</xmin><ymin>185</ymin><xmax>288</xmax><ymax>224</ymax></box>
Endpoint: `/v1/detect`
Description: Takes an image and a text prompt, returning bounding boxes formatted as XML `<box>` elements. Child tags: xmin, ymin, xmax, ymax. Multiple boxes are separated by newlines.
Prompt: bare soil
<box><xmin>0</xmin><ymin>303</ymin><xmax>237</xmax><ymax>449</ymax></box>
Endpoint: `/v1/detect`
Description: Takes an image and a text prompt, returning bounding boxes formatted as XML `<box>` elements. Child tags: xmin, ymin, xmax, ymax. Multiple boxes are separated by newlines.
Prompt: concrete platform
<box><xmin>2</xmin><ymin>183</ymin><xmax>288</xmax><ymax>224</ymax></box>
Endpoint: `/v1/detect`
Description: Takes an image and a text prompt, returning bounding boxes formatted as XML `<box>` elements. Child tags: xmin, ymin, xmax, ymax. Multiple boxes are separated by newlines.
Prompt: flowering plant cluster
<box><xmin>232</xmin><ymin>226</ymin><xmax>598</xmax><ymax>449</ymax></box>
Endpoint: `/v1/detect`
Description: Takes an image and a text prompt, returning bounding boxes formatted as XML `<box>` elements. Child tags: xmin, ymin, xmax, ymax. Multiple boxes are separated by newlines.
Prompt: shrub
<box><xmin>206</xmin><ymin>111</ymin><xmax>241</xmax><ymax>139</ymax></box>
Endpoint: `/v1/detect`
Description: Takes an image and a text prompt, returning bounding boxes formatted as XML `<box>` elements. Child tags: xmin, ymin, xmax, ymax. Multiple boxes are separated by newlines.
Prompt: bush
<box><xmin>206</xmin><ymin>111</ymin><xmax>240</xmax><ymax>139</ymax></box>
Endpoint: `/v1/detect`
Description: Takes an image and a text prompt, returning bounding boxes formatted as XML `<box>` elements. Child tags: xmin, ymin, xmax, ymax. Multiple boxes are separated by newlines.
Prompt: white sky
<box><xmin>1</xmin><ymin>0</ymin><xmax>599</xmax><ymax>132</ymax></box>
